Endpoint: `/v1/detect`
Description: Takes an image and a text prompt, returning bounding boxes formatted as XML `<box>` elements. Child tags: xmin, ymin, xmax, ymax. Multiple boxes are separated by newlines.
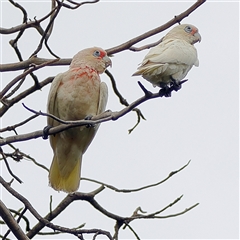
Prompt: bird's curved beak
<box><xmin>194</xmin><ymin>32</ymin><xmax>201</xmax><ymax>43</ymax></box>
<box><xmin>103</xmin><ymin>55</ymin><xmax>112</xmax><ymax>68</ymax></box>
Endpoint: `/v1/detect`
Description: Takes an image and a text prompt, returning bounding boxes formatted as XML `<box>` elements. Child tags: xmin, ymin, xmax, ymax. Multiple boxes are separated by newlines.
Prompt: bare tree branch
<box><xmin>0</xmin><ymin>76</ymin><xmax>54</xmax><ymax>117</ymax></box>
<box><xmin>0</xmin><ymin>147</ymin><xmax>22</xmax><ymax>183</ymax></box>
<box><xmin>106</xmin><ymin>0</ymin><xmax>206</xmax><ymax>55</ymax></box>
<box><xmin>82</xmin><ymin>160</ymin><xmax>191</xmax><ymax>193</ymax></box>
<box><xmin>30</xmin><ymin>1</ymin><xmax>62</xmax><ymax>58</ymax></box>
<box><xmin>7</xmin><ymin>208</ymin><xmax>30</xmax><ymax>232</ymax></box>
<box><xmin>0</xmin><ymin>56</ymin><xmax>70</xmax><ymax>72</ymax></box>
<box><xmin>0</xmin><ymin>200</ymin><xmax>30</xmax><ymax>240</ymax></box>
<box><xmin>0</xmin><ymin>59</ymin><xmax>59</xmax><ymax>101</ymax></box>
<box><xmin>0</xmin><ymin>5</ymin><xmax>56</xmax><ymax>35</ymax></box>
<box><xmin>0</xmin><ymin>0</ymin><xmax>206</xmax><ymax>72</ymax></box>
<box><xmin>0</xmin><ymin>1</ymin><xmax>206</xmax><ymax>238</ymax></box>
<box><xmin>129</xmin><ymin>37</ymin><xmax>163</xmax><ymax>52</ymax></box>
<box><xmin>0</xmin><ymin>177</ymin><xmax>113</xmax><ymax>239</ymax></box>
<box><xmin>2</xmin><ymin>207</ymin><xmax>28</xmax><ymax>240</ymax></box>
<box><xmin>0</xmin><ymin>115</ymin><xmax>38</xmax><ymax>134</ymax></box>
<box><xmin>62</xmin><ymin>0</ymin><xmax>100</xmax><ymax>9</ymax></box>
<box><xmin>0</xmin><ymin>79</ymin><xmax>187</xmax><ymax>146</ymax></box>
<box><xmin>105</xmin><ymin>69</ymin><xmax>146</xmax><ymax>133</ymax></box>
<box><xmin>0</xmin><ymin>138</ymin><xmax>49</xmax><ymax>172</ymax></box>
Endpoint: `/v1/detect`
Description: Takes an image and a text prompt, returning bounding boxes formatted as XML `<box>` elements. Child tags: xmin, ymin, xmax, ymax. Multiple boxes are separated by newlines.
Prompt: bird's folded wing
<box><xmin>141</xmin><ymin>39</ymin><xmax>198</xmax><ymax>67</ymax></box>
<box><xmin>47</xmin><ymin>73</ymin><xmax>63</xmax><ymax>127</ymax></box>
<box><xmin>97</xmin><ymin>82</ymin><xmax>108</xmax><ymax>115</ymax></box>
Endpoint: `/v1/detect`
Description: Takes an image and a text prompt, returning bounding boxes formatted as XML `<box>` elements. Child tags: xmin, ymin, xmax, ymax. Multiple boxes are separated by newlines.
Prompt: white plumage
<box><xmin>132</xmin><ymin>24</ymin><xmax>201</xmax><ymax>88</ymax></box>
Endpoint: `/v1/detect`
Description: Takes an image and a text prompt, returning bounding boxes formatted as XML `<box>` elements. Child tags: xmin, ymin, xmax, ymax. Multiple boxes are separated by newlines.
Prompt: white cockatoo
<box><xmin>132</xmin><ymin>24</ymin><xmax>201</xmax><ymax>89</ymax></box>
<box><xmin>47</xmin><ymin>47</ymin><xmax>112</xmax><ymax>193</ymax></box>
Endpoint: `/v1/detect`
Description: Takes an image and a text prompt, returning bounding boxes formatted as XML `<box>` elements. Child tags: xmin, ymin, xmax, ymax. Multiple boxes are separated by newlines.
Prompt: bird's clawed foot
<box><xmin>159</xmin><ymin>86</ymin><xmax>172</xmax><ymax>97</ymax></box>
<box><xmin>84</xmin><ymin>115</ymin><xmax>94</xmax><ymax>128</ymax></box>
<box><xmin>42</xmin><ymin>125</ymin><xmax>52</xmax><ymax>139</ymax></box>
<box><xmin>170</xmin><ymin>77</ymin><xmax>182</xmax><ymax>92</ymax></box>
<box><xmin>85</xmin><ymin>115</ymin><xmax>93</xmax><ymax>120</ymax></box>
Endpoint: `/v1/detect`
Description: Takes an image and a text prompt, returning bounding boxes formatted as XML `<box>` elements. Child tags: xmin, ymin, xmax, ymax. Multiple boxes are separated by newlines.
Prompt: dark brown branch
<box><xmin>0</xmin><ymin>59</ymin><xmax>59</xmax><ymax>100</ymax></box>
<box><xmin>8</xmin><ymin>208</ymin><xmax>30</xmax><ymax>231</ymax></box>
<box><xmin>0</xmin><ymin>76</ymin><xmax>54</xmax><ymax>117</ymax></box>
<box><xmin>0</xmin><ymin>200</ymin><xmax>29</xmax><ymax>240</ymax></box>
<box><xmin>129</xmin><ymin>37</ymin><xmax>163</xmax><ymax>52</ymax></box>
<box><xmin>60</xmin><ymin>0</ymin><xmax>100</xmax><ymax>9</ymax></box>
<box><xmin>0</xmin><ymin>147</ymin><xmax>22</xmax><ymax>183</ymax></box>
<box><xmin>106</xmin><ymin>0</ymin><xmax>206</xmax><ymax>55</ymax></box>
<box><xmin>8</xmin><ymin>0</ymin><xmax>28</xmax><ymax>62</ymax></box>
<box><xmin>0</xmin><ymin>0</ymin><xmax>206</xmax><ymax>72</ymax></box>
<box><xmin>125</xmin><ymin>195</ymin><xmax>199</xmax><ymax>221</ymax></box>
<box><xmin>0</xmin><ymin>115</ymin><xmax>38</xmax><ymax>134</ymax></box>
<box><xmin>0</xmin><ymin>142</ymin><xmax>49</xmax><ymax>172</ymax></box>
<box><xmin>0</xmin><ymin>3</ymin><xmax>59</xmax><ymax>35</ymax></box>
<box><xmin>3</xmin><ymin>78</ymin><xmax>25</xmax><ymax>101</ymax></box>
<box><xmin>3</xmin><ymin>207</ymin><xmax>28</xmax><ymax>239</ymax></box>
<box><xmin>46</xmin><ymin>0</ymin><xmax>56</xmax><ymax>40</ymax></box>
<box><xmin>30</xmin><ymin>2</ymin><xmax>62</xmax><ymax>58</ymax></box>
<box><xmin>22</xmin><ymin>103</ymin><xmax>76</xmax><ymax>124</ymax></box>
<box><xmin>153</xmin><ymin>203</ymin><xmax>200</xmax><ymax>219</ymax></box>
<box><xmin>27</xmin><ymin>187</ymin><xmax>104</xmax><ymax>238</ymax></box>
<box><xmin>0</xmin><ymin>80</ymin><xmax>187</xmax><ymax>146</ymax></box>
<box><xmin>21</xmin><ymin>152</ymin><xmax>49</xmax><ymax>172</ymax></box>
<box><xmin>105</xmin><ymin>70</ymin><xmax>129</xmax><ymax>106</ymax></box>
<box><xmin>0</xmin><ymin>21</ymin><xmax>39</xmax><ymax>34</ymax></box>
<box><xmin>0</xmin><ymin>177</ymin><xmax>113</xmax><ymax>239</ymax></box>
<box><xmin>81</xmin><ymin>160</ymin><xmax>191</xmax><ymax>193</ymax></box>
<box><xmin>0</xmin><ymin>56</ymin><xmax>70</xmax><ymax>72</ymax></box>
<box><xmin>105</xmin><ymin>70</ymin><xmax>146</xmax><ymax>133</ymax></box>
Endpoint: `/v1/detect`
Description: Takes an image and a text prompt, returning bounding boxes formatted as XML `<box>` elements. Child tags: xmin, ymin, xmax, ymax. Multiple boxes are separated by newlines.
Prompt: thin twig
<box><xmin>60</xmin><ymin>0</ymin><xmax>100</xmax><ymax>9</ymax></box>
<box><xmin>8</xmin><ymin>208</ymin><xmax>30</xmax><ymax>231</ymax></box>
<box><xmin>0</xmin><ymin>115</ymin><xmax>38</xmax><ymax>133</ymax></box>
<box><xmin>81</xmin><ymin>160</ymin><xmax>191</xmax><ymax>193</ymax></box>
<box><xmin>0</xmin><ymin>59</ymin><xmax>59</xmax><ymax>100</ymax></box>
<box><xmin>0</xmin><ymin>140</ymin><xmax>49</xmax><ymax>171</ymax></box>
<box><xmin>124</xmin><ymin>223</ymin><xmax>141</xmax><ymax>240</ymax></box>
<box><xmin>0</xmin><ymin>4</ymin><xmax>58</xmax><ymax>35</ymax></box>
<box><xmin>106</xmin><ymin>0</ymin><xmax>206</xmax><ymax>55</ymax></box>
<box><xmin>0</xmin><ymin>147</ymin><xmax>22</xmax><ymax>183</ymax></box>
<box><xmin>30</xmin><ymin>2</ymin><xmax>62</xmax><ymax>58</ymax></box>
<box><xmin>129</xmin><ymin>37</ymin><xmax>163</xmax><ymax>52</ymax></box>
<box><xmin>0</xmin><ymin>76</ymin><xmax>54</xmax><ymax>117</ymax></box>
<box><xmin>104</xmin><ymin>70</ymin><xmax>146</xmax><ymax>133</ymax></box>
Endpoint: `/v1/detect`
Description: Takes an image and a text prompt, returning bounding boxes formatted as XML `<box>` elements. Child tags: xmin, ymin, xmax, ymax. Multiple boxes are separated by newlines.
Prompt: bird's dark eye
<box><xmin>93</xmin><ymin>50</ymin><xmax>101</xmax><ymax>57</ymax></box>
<box><xmin>184</xmin><ymin>26</ymin><xmax>192</xmax><ymax>33</ymax></box>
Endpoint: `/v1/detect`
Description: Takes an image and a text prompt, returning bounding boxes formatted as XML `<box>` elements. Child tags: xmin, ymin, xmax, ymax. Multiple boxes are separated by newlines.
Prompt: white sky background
<box><xmin>0</xmin><ymin>0</ymin><xmax>239</xmax><ymax>239</ymax></box>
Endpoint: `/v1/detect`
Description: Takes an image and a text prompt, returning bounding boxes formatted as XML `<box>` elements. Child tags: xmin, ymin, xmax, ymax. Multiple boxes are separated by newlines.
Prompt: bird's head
<box><xmin>164</xmin><ymin>24</ymin><xmax>201</xmax><ymax>45</ymax></box>
<box><xmin>70</xmin><ymin>47</ymin><xmax>112</xmax><ymax>73</ymax></box>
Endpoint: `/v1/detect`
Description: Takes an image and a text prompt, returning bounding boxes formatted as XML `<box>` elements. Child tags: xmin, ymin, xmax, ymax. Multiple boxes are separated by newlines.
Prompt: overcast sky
<box><xmin>0</xmin><ymin>1</ymin><xmax>239</xmax><ymax>239</ymax></box>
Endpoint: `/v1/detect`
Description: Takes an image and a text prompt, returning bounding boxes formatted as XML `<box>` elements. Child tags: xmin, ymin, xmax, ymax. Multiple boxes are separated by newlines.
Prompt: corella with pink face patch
<box><xmin>47</xmin><ymin>47</ymin><xmax>111</xmax><ymax>193</ymax></box>
<box><xmin>132</xmin><ymin>24</ymin><xmax>201</xmax><ymax>89</ymax></box>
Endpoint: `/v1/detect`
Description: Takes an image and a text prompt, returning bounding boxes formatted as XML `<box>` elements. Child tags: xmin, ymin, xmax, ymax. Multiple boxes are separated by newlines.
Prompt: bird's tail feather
<box><xmin>49</xmin><ymin>155</ymin><xmax>81</xmax><ymax>193</ymax></box>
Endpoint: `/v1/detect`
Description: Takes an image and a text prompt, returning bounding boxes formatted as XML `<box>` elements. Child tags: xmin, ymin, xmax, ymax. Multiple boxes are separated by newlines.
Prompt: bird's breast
<box><xmin>57</xmin><ymin>67</ymin><xmax>100</xmax><ymax>121</ymax></box>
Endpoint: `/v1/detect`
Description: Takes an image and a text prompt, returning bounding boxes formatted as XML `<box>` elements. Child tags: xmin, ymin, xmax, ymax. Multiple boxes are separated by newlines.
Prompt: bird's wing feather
<box><xmin>47</xmin><ymin>73</ymin><xmax>63</xmax><ymax>127</ymax></box>
<box><xmin>141</xmin><ymin>39</ymin><xmax>198</xmax><ymax>67</ymax></box>
<box><xmin>91</xmin><ymin>81</ymin><xmax>108</xmax><ymax>133</ymax></box>
<box><xmin>97</xmin><ymin>82</ymin><xmax>108</xmax><ymax>115</ymax></box>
